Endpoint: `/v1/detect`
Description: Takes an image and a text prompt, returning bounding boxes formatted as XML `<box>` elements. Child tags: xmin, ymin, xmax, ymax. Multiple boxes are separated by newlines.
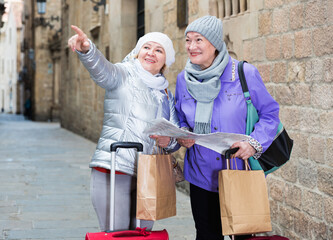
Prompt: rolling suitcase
<box><xmin>245</xmin><ymin>236</ymin><xmax>289</xmax><ymax>240</ymax></box>
<box><xmin>224</xmin><ymin>149</ymin><xmax>289</xmax><ymax>240</ymax></box>
<box><xmin>85</xmin><ymin>142</ymin><xmax>169</xmax><ymax>240</ymax></box>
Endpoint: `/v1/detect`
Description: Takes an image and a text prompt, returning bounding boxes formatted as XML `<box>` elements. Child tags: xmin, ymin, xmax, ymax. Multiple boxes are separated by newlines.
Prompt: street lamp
<box><xmin>36</xmin><ymin>0</ymin><xmax>46</xmax><ymax>15</ymax></box>
<box><xmin>35</xmin><ymin>0</ymin><xmax>59</xmax><ymax>29</ymax></box>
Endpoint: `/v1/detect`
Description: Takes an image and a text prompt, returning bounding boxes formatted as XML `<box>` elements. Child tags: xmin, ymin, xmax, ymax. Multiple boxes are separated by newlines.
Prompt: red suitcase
<box><xmin>85</xmin><ymin>227</ymin><xmax>168</xmax><ymax>240</ymax></box>
<box><xmin>85</xmin><ymin>142</ymin><xmax>169</xmax><ymax>240</ymax></box>
<box><xmin>245</xmin><ymin>236</ymin><xmax>289</xmax><ymax>240</ymax></box>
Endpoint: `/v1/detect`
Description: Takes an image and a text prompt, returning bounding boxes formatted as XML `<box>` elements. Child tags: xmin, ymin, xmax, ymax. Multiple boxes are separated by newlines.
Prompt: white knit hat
<box><xmin>134</xmin><ymin>32</ymin><xmax>175</xmax><ymax>67</ymax></box>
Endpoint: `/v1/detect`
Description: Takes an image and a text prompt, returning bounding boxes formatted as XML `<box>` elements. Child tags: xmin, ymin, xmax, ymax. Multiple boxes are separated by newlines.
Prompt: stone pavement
<box><xmin>0</xmin><ymin>114</ymin><xmax>196</xmax><ymax>240</ymax></box>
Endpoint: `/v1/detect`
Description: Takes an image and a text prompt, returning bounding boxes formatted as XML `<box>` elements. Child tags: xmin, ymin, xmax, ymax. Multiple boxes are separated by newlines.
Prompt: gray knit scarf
<box><xmin>185</xmin><ymin>43</ymin><xmax>229</xmax><ymax>134</ymax></box>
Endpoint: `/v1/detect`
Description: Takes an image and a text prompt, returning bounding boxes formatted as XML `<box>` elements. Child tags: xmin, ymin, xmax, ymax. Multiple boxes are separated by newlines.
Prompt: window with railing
<box><xmin>217</xmin><ymin>0</ymin><xmax>249</xmax><ymax>19</ymax></box>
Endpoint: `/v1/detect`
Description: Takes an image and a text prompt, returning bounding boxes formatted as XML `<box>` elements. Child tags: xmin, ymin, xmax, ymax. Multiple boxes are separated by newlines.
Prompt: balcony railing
<box><xmin>217</xmin><ymin>0</ymin><xmax>249</xmax><ymax>19</ymax></box>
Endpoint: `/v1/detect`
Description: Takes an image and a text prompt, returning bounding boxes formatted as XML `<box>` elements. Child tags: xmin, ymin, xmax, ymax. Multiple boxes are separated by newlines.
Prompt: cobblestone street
<box><xmin>0</xmin><ymin>114</ymin><xmax>196</xmax><ymax>240</ymax></box>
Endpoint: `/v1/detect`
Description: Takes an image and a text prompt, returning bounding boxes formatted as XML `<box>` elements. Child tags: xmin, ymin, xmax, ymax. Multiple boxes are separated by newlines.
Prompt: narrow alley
<box><xmin>0</xmin><ymin>114</ymin><xmax>196</xmax><ymax>240</ymax></box>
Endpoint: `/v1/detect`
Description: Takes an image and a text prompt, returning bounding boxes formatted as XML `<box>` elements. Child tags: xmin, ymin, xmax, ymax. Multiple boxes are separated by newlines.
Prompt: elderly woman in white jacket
<box><xmin>68</xmin><ymin>25</ymin><xmax>179</xmax><ymax>232</ymax></box>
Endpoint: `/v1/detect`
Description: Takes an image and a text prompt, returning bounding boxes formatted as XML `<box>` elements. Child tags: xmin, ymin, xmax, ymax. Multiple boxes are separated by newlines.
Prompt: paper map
<box><xmin>143</xmin><ymin>118</ymin><xmax>250</xmax><ymax>154</ymax></box>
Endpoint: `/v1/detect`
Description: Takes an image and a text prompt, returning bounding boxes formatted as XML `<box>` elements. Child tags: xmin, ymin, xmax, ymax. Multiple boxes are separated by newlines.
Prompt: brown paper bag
<box><xmin>218</xmin><ymin>159</ymin><xmax>272</xmax><ymax>236</ymax></box>
<box><xmin>136</xmin><ymin>153</ymin><xmax>176</xmax><ymax>221</ymax></box>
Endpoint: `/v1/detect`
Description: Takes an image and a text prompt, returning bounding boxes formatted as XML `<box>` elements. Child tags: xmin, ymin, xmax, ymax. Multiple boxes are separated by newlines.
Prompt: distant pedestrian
<box><xmin>68</xmin><ymin>26</ymin><xmax>179</xmax><ymax>232</ymax></box>
<box><xmin>24</xmin><ymin>90</ymin><xmax>32</xmax><ymax>119</ymax></box>
<box><xmin>175</xmin><ymin>15</ymin><xmax>280</xmax><ymax>240</ymax></box>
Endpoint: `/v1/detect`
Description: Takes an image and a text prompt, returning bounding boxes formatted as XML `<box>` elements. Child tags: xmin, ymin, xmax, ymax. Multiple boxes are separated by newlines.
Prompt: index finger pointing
<box><xmin>71</xmin><ymin>25</ymin><xmax>85</xmax><ymax>37</ymax></box>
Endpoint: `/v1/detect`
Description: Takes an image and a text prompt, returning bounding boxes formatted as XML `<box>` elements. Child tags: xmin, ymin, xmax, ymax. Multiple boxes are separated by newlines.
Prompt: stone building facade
<box><xmin>11</xmin><ymin>0</ymin><xmax>24</xmax><ymax>114</ymax></box>
<box><xmin>0</xmin><ymin>2</ymin><xmax>17</xmax><ymax>113</ymax></box>
<box><xmin>21</xmin><ymin>0</ymin><xmax>61</xmax><ymax>121</ymax></box>
<box><xmin>33</xmin><ymin>0</ymin><xmax>61</xmax><ymax>121</ymax></box>
<box><xmin>59</xmin><ymin>0</ymin><xmax>332</xmax><ymax>239</ymax></box>
<box><xmin>0</xmin><ymin>0</ymin><xmax>29</xmax><ymax>115</ymax></box>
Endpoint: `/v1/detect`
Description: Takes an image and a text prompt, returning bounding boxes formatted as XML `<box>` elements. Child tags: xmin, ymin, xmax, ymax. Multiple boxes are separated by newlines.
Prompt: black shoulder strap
<box><xmin>237</xmin><ymin>61</ymin><xmax>249</xmax><ymax>96</ymax></box>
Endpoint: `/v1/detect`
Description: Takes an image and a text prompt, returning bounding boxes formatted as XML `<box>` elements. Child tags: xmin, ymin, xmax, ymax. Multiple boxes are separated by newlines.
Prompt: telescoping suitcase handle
<box><xmin>225</xmin><ymin>147</ymin><xmax>239</xmax><ymax>160</ymax></box>
<box><xmin>225</xmin><ymin>147</ymin><xmax>239</xmax><ymax>170</ymax></box>
<box><xmin>110</xmin><ymin>142</ymin><xmax>143</xmax><ymax>152</ymax></box>
<box><xmin>225</xmin><ymin>147</ymin><xmax>251</xmax><ymax>171</ymax></box>
<box><xmin>108</xmin><ymin>142</ymin><xmax>143</xmax><ymax>232</ymax></box>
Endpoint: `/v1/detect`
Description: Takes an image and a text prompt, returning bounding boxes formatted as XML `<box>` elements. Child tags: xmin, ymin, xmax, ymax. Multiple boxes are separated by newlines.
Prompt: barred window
<box><xmin>217</xmin><ymin>0</ymin><xmax>248</xmax><ymax>19</ymax></box>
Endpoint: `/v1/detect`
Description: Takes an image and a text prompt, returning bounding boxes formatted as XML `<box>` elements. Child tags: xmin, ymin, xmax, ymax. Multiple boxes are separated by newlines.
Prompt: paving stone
<box><xmin>0</xmin><ymin>114</ymin><xmax>200</xmax><ymax>239</ymax></box>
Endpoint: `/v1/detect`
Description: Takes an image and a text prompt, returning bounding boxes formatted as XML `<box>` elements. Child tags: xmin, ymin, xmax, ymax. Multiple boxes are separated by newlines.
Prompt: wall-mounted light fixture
<box><xmin>36</xmin><ymin>0</ymin><xmax>46</xmax><ymax>15</ymax></box>
<box><xmin>83</xmin><ymin>0</ymin><xmax>106</xmax><ymax>12</ymax></box>
<box><xmin>34</xmin><ymin>0</ymin><xmax>59</xmax><ymax>29</ymax></box>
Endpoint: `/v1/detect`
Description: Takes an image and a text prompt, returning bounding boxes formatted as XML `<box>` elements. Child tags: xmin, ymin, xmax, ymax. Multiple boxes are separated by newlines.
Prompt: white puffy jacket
<box><xmin>77</xmin><ymin>43</ymin><xmax>180</xmax><ymax>176</ymax></box>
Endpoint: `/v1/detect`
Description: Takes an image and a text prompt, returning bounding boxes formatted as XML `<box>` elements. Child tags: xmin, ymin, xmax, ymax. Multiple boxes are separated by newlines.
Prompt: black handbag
<box><xmin>238</xmin><ymin>61</ymin><xmax>294</xmax><ymax>174</ymax></box>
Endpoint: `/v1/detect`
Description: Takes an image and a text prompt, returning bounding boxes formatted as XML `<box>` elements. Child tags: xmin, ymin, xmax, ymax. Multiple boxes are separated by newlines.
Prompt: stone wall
<box><xmin>158</xmin><ymin>0</ymin><xmax>333</xmax><ymax>239</ymax></box>
<box><xmin>244</xmin><ymin>1</ymin><xmax>332</xmax><ymax>239</ymax></box>
<box><xmin>220</xmin><ymin>0</ymin><xmax>332</xmax><ymax>239</ymax></box>
<box><xmin>59</xmin><ymin>0</ymin><xmax>108</xmax><ymax>141</ymax></box>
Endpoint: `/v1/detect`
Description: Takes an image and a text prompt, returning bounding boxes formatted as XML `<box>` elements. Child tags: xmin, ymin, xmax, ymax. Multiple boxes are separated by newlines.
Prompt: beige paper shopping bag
<box><xmin>218</xmin><ymin>159</ymin><xmax>272</xmax><ymax>235</ymax></box>
<box><xmin>136</xmin><ymin>153</ymin><xmax>176</xmax><ymax>221</ymax></box>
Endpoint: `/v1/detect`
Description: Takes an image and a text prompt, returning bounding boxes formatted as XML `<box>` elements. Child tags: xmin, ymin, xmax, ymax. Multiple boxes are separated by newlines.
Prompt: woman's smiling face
<box><xmin>138</xmin><ymin>41</ymin><xmax>166</xmax><ymax>75</ymax></box>
<box><xmin>185</xmin><ymin>32</ymin><xmax>217</xmax><ymax>70</ymax></box>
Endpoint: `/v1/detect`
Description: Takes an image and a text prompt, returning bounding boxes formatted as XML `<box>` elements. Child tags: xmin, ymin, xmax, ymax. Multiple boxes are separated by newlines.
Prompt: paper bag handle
<box><xmin>225</xmin><ymin>147</ymin><xmax>251</xmax><ymax>170</ymax></box>
<box><xmin>153</xmin><ymin>140</ymin><xmax>166</xmax><ymax>155</ymax></box>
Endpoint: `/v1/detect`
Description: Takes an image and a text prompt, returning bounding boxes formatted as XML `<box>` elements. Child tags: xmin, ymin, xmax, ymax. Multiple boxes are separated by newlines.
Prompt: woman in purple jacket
<box><xmin>175</xmin><ymin>16</ymin><xmax>280</xmax><ymax>240</ymax></box>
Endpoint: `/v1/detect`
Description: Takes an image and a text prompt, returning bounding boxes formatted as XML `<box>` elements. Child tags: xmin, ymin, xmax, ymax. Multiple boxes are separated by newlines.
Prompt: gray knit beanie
<box><xmin>185</xmin><ymin>15</ymin><xmax>223</xmax><ymax>52</ymax></box>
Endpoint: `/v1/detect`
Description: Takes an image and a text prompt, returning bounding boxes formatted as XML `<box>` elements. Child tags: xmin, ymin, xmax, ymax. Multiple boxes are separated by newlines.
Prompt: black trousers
<box><xmin>190</xmin><ymin>184</ymin><xmax>252</xmax><ymax>240</ymax></box>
